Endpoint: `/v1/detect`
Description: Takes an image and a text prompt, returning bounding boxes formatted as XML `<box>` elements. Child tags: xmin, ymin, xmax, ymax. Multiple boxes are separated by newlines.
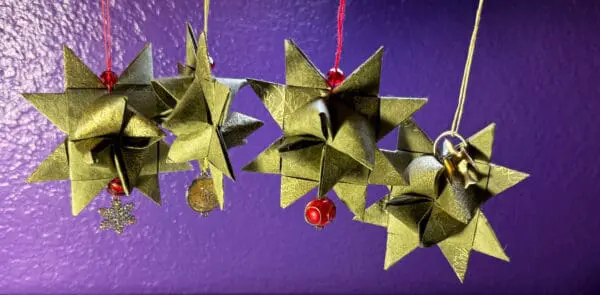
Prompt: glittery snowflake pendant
<box><xmin>99</xmin><ymin>198</ymin><xmax>136</xmax><ymax>234</ymax></box>
<box><xmin>186</xmin><ymin>172</ymin><xmax>219</xmax><ymax>217</ymax></box>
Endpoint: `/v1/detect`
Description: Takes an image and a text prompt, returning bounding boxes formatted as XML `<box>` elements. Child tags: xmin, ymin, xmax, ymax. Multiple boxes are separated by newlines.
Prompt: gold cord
<box><xmin>202</xmin><ymin>157</ymin><xmax>210</xmax><ymax>174</ymax></box>
<box><xmin>204</xmin><ymin>0</ymin><xmax>210</xmax><ymax>37</ymax></box>
<box><xmin>450</xmin><ymin>0</ymin><xmax>484</xmax><ymax>135</ymax></box>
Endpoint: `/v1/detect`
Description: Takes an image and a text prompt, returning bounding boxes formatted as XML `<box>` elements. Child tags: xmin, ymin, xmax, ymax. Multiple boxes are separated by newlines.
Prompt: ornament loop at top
<box><xmin>432</xmin><ymin>131</ymin><xmax>468</xmax><ymax>157</ymax></box>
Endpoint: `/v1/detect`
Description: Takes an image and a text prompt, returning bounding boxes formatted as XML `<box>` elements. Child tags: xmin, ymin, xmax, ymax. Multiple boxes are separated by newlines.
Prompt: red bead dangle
<box><xmin>107</xmin><ymin>177</ymin><xmax>125</xmax><ymax>197</ymax></box>
<box><xmin>304</xmin><ymin>197</ymin><xmax>337</xmax><ymax>229</ymax></box>
<box><xmin>327</xmin><ymin>68</ymin><xmax>345</xmax><ymax>89</ymax></box>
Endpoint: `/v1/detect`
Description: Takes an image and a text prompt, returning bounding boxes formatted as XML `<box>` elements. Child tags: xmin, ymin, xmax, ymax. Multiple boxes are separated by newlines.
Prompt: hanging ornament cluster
<box><xmin>21</xmin><ymin>0</ymin><xmax>529</xmax><ymax>281</ymax></box>
<box><xmin>23</xmin><ymin>0</ymin><xmax>262</xmax><ymax>233</ymax></box>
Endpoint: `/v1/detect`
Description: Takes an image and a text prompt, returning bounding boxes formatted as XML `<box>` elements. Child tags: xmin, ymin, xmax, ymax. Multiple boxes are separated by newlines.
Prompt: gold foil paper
<box><xmin>244</xmin><ymin>40</ymin><xmax>427</xmax><ymax>217</ymax></box>
<box><xmin>152</xmin><ymin>24</ymin><xmax>263</xmax><ymax>210</ymax></box>
<box><xmin>24</xmin><ymin>45</ymin><xmax>191</xmax><ymax>216</ymax></box>
<box><xmin>355</xmin><ymin>118</ymin><xmax>529</xmax><ymax>282</ymax></box>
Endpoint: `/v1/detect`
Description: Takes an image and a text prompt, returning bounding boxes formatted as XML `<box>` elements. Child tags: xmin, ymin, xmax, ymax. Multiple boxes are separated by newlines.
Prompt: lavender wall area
<box><xmin>1</xmin><ymin>0</ymin><xmax>599</xmax><ymax>293</ymax></box>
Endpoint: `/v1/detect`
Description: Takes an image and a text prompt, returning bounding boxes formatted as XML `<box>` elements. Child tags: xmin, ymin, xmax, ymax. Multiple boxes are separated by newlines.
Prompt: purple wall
<box><xmin>1</xmin><ymin>0</ymin><xmax>599</xmax><ymax>293</ymax></box>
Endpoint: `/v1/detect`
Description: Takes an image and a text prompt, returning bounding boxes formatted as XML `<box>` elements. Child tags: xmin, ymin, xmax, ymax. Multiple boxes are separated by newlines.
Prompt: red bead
<box><xmin>327</xmin><ymin>68</ymin><xmax>345</xmax><ymax>89</ymax></box>
<box><xmin>304</xmin><ymin>197</ymin><xmax>336</xmax><ymax>228</ymax></box>
<box><xmin>107</xmin><ymin>177</ymin><xmax>125</xmax><ymax>197</ymax></box>
<box><xmin>100</xmin><ymin>70</ymin><xmax>118</xmax><ymax>92</ymax></box>
<box><xmin>208</xmin><ymin>56</ymin><xmax>215</xmax><ymax>69</ymax></box>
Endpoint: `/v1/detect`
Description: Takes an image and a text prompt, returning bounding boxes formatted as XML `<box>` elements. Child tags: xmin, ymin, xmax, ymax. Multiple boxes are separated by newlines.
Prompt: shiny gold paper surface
<box><xmin>24</xmin><ymin>45</ymin><xmax>191</xmax><ymax>216</ymax></box>
<box><xmin>355</xmin><ymin>118</ymin><xmax>529</xmax><ymax>282</ymax></box>
<box><xmin>244</xmin><ymin>40</ymin><xmax>427</xmax><ymax>217</ymax></box>
<box><xmin>152</xmin><ymin>24</ymin><xmax>263</xmax><ymax>210</ymax></box>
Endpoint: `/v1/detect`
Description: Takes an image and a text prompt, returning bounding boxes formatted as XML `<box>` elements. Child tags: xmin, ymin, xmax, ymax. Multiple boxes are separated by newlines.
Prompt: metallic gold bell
<box><xmin>186</xmin><ymin>173</ymin><xmax>219</xmax><ymax>216</ymax></box>
<box><xmin>442</xmin><ymin>139</ymin><xmax>479</xmax><ymax>188</ymax></box>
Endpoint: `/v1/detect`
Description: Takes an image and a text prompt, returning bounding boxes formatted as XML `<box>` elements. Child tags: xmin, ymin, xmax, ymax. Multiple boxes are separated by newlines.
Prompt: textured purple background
<box><xmin>1</xmin><ymin>0</ymin><xmax>599</xmax><ymax>293</ymax></box>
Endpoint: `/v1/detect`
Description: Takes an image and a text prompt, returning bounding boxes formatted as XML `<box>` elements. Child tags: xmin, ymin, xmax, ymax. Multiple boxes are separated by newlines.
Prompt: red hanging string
<box><xmin>101</xmin><ymin>0</ymin><xmax>113</xmax><ymax>72</ymax></box>
<box><xmin>100</xmin><ymin>0</ymin><xmax>118</xmax><ymax>92</ymax></box>
<box><xmin>333</xmin><ymin>0</ymin><xmax>346</xmax><ymax>70</ymax></box>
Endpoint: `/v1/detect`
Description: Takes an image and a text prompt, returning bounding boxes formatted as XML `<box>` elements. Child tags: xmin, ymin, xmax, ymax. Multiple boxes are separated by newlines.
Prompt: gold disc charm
<box><xmin>186</xmin><ymin>173</ymin><xmax>219</xmax><ymax>216</ymax></box>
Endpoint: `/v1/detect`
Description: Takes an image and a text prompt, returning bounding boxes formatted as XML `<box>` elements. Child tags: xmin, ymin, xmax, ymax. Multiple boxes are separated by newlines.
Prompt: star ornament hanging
<box><xmin>243</xmin><ymin>40</ymin><xmax>427</xmax><ymax>217</ymax></box>
<box><xmin>152</xmin><ymin>24</ymin><xmax>263</xmax><ymax>210</ymax></box>
<box><xmin>355</xmin><ymin>119</ymin><xmax>529</xmax><ymax>282</ymax></box>
<box><xmin>23</xmin><ymin>45</ymin><xmax>191</xmax><ymax>216</ymax></box>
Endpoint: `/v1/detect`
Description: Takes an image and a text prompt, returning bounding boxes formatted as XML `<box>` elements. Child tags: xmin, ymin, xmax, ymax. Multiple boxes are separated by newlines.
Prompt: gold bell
<box><xmin>442</xmin><ymin>139</ymin><xmax>479</xmax><ymax>188</ymax></box>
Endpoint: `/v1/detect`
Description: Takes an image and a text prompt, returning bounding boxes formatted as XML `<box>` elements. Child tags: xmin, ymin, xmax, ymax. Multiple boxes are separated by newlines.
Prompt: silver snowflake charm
<box><xmin>99</xmin><ymin>198</ymin><xmax>136</xmax><ymax>234</ymax></box>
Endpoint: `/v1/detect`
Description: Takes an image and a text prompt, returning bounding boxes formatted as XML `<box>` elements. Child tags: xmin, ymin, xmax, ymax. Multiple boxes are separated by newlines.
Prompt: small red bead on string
<box><xmin>327</xmin><ymin>68</ymin><xmax>345</xmax><ymax>89</ymax></box>
<box><xmin>100</xmin><ymin>0</ymin><xmax>116</xmax><ymax>92</ymax></box>
<box><xmin>107</xmin><ymin>177</ymin><xmax>125</xmax><ymax>197</ymax></box>
<box><xmin>100</xmin><ymin>70</ymin><xmax>118</xmax><ymax>92</ymax></box>
<box><xmin>304</xmin><ymin>197</ymin><xmax>337</xmax><ymax>229</ymax></box>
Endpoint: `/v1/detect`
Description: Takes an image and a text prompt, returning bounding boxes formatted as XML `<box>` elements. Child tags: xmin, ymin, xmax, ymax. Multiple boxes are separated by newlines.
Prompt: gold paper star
<box><xmin>152</xmin><ymin>24</ymin><xmax>263</xmax><ymax>209</ymax></box>
<box><xmin>24</xmin><ymin>45</ymin><xmax>191</xmax><ymax>216</ymax></box>
<box><xmin>244</xmin><ymin>40</ymin><xmax>427</xmax><ymax>217</ymax></box>
<box><xmin>356</xmin><ymin>119</ymin><xmax>529</xmax><ymax>282</ymax></box>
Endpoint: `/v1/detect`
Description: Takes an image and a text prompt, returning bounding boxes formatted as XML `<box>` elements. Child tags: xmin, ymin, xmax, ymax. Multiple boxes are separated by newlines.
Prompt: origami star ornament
<box><xmin>24</xmin><ymin>45</ymin><xmax>191</xmax><ymax>216</ymax></box>
<box><xmin>152</xmin><ymin>24</ymin><xmax>263</xmax><ymax>210</ymax></box>
<box><xmin>244</xmin><ymin>40</ymin><xmax>427</xmax><ymax>217</ymax></box>
<box><xmin>355</xmin><ymin>119</ymin><xmax>529</xmax><ymax>282</ymax></box>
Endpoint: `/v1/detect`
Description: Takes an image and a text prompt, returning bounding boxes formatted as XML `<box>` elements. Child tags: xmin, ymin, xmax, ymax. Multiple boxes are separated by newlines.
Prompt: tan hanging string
<box><xmin>451</xmin><ymin>0</ymin><xmax>484</xmax><ymax>136</ymax></box>
<box><xmin>434</xmin><ymin>0</ymin><xmax>484</xmax><ymax>154</ymax></box>
<box><xmin>201</xmin><ymin>0</ymin><xmax>210</xmax><ymax>174</ymax></box>
<box><xmin>204</xmin><ymin>0</ymin><xmax>209</xmax><ymax>37</ymax></box>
